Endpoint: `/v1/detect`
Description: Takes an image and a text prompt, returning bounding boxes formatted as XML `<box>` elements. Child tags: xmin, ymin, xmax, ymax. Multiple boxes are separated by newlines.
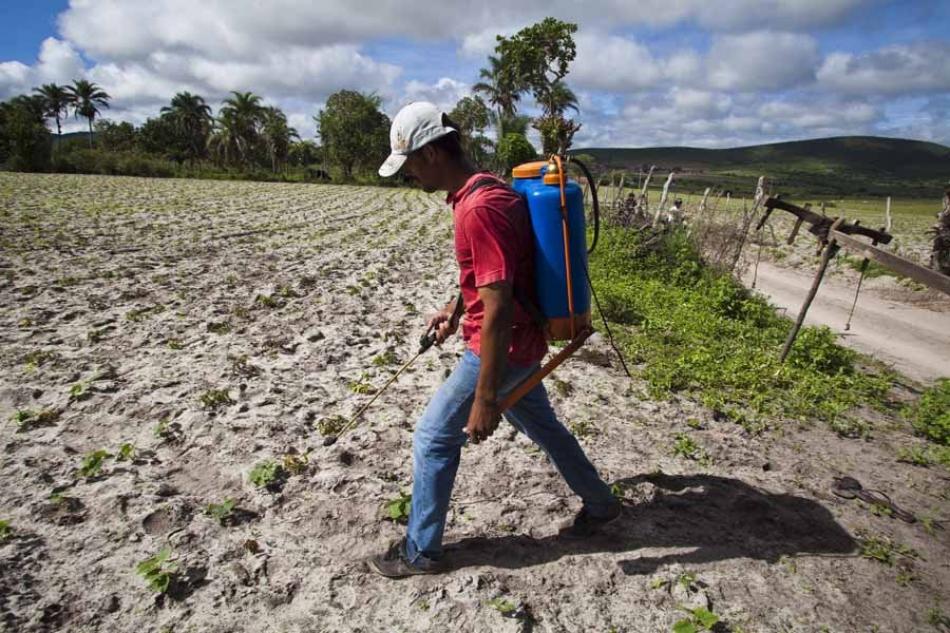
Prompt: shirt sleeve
<box><xmin>460</xmin><ymin>205</ymin><xmax>517</xmax><ymax>288</ymax></box>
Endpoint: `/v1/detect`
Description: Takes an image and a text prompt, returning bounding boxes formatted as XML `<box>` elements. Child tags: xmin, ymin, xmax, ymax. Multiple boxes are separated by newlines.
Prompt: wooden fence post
<box><xmin>652</xmin><ymin>171</ymin><xmax>676</xmax><ymax>227</ymax></box>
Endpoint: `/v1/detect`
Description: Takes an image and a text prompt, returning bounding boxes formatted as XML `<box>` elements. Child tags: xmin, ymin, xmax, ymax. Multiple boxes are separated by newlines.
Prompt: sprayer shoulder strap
<box><xmin>465</xmin><ymin>177</ymin><xmax>547</xmax><ymax>330</ymax></box>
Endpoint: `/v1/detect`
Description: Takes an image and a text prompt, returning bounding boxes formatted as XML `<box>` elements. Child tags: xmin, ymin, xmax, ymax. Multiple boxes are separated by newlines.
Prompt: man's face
<box><xmin>402</xmin><ymin>146</ymin><xmax>440</xmax><ymax>193</ymax></box>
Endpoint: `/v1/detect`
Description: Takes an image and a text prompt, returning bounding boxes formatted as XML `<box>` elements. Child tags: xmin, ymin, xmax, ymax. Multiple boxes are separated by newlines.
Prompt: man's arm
<box><xmin>465</xmin><ymin>281</ymin><xmax>513</xmax><ymax>443</ymax></box>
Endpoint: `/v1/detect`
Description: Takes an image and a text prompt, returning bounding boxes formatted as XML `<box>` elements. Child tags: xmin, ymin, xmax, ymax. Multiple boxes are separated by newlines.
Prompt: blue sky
<box><xmin>1</xmin><ymin>0</ymin><xmax>949</xmax><ymax>148</ymax></box>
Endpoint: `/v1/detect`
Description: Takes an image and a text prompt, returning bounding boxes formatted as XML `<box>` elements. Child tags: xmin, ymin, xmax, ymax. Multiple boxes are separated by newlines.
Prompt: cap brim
<box><xmin>378</xmin><ymin>153</ymin><xmax>407</xmax><ymax>177</ymax></box>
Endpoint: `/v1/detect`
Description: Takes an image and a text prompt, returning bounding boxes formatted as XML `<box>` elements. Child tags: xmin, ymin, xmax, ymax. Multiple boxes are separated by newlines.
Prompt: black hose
<box><xmin>568</xmin><ymin>156</ymin><xmax>599</xmax><ymax>255</ymax></box>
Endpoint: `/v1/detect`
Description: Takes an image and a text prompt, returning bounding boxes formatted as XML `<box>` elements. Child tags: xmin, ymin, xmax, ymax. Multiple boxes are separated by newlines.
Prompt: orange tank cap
<box><xmin>543</xmin><ymin>171</ymin><xmax>566</xmax><ymax>185</ymax></box>
<box><xmin>511</xmin><ymin>160</ymin><xmax>548</xmax><ymax>179</ymax></box>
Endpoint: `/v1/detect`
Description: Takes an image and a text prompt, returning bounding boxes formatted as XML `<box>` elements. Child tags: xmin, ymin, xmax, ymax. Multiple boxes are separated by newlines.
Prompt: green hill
<box><xmin>571</xmin><ymin>136</ymin><xmax>950</xmax><ymax>197</ymax></box>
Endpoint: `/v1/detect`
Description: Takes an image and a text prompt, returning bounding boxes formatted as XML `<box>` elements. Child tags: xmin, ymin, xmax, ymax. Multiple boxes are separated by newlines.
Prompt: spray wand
<box><xmin>322</xmin><ymin>294</ymin><xmax>464</xmax><ymax>447</ymax></box>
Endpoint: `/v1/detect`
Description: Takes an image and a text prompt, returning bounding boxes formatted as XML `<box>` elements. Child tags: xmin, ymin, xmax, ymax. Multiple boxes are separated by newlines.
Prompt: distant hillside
<box><xmin>571</xmin><ymin>136</ymin><xmax>950</xmax><ymax>197</ymax></box>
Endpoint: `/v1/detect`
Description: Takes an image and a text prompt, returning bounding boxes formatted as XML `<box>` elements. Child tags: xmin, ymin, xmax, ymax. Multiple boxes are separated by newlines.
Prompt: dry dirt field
<box><xmin>1</xmin><ymin>173</ymin><xmax>949</xmax><ymax>633</ymax></box>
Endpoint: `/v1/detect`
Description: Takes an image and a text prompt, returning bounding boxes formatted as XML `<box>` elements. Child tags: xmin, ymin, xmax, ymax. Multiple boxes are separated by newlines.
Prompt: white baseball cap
<box><xmin>378</xmin><ymin>101</ymin><xmax>457</xmax><ymax>177</ymax></box>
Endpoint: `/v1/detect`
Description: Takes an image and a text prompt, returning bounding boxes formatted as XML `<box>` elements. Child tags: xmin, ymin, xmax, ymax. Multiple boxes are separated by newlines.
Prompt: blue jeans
<box><xmin>405</xmin><ymin>349</ymin><xmax>615</xmax><ymax>565</ymax></box>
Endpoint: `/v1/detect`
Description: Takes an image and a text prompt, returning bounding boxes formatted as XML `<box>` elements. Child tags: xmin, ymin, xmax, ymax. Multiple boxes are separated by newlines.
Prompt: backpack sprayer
<box><xmin>323</xmin><ymin>155</ymin><xmax>626</xmax><ymax>447</ymax></box>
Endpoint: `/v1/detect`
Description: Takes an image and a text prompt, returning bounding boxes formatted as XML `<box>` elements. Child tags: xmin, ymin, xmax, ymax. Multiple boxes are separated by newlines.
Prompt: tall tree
<box><xmin>261</xmin><ymin>106</ymin><xmax>298</xmax><ymax>172</ymax></box>
<box><xmin>316</xmin><ymin>90</ymin><xmax>390</xmax><ymax>179</ymax></box>
<box><xmin>65</xmin><ymin>79</ymin><xmax>111</xmax><ymax>147</ymax></box>
<box><xmin>494</xmin><ymin>18</ymin><xmax>581</xmax><ymax>155</ymax></box>
<box><xmin>33</xmin><ymin>83</ymin><xmax>70</xmax><ymax>136</ymax></box>
<box><xmin>449</xmin><ymin>96</ymin><xmax>494</xmax><ymax>167</ymax></box>
<box><xmin>210</xmin><ymin>91</ymin><xmax>266</xmax><ymax>167</ymax></box>
<box><xmin>0</xmin><ymin>95</ymin><xmax>52</xmax><ymax>171</ymax></box>
<box><xmin>160</xmin><ymin>91</ymin><xmax>213</xmax><ymax>163</ymax></box>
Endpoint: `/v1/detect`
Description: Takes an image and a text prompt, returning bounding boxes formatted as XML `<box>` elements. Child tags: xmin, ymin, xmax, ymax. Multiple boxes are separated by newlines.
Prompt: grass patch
<box><xmin>588</xmin><ymin>226</ymin><xmax>893</xmax><ymax>432</ymax></box>
<box><xmin>903</xmin><ymin>378</ymin><xmax>950</xmax><ymax>446</ymax></box>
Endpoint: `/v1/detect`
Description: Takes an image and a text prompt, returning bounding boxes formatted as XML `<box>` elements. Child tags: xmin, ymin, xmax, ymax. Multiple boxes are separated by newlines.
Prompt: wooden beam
<box><xmin>830</xmin><ymin>229</ymin><xmax>950</xmax><ymax>296</ymax></box>
<box><xmin>764</xmin><ymin>197</ymin><xmax>892</xmax><ymax>244</ymax></box>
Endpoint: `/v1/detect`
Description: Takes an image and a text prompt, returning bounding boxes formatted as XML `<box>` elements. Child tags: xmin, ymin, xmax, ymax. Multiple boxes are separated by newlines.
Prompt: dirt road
<box><xmin>742</xmin><ymin>261</ymin><xmax>950</xmax><ymax>383</ymax></box>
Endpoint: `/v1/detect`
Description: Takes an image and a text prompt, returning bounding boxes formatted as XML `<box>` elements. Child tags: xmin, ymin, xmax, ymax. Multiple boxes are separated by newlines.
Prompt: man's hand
<box><xmin>427</xmin><ymin>296</ymin><xmax>462</xmax><ymax>345</ymax></box>
<box><xmin>464</xmin><ymin>397</ymin><xmax>501</xmax><ymax>444</ymax></box>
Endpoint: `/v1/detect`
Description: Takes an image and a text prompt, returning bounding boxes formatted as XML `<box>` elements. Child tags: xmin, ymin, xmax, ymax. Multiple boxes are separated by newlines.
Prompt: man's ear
<box><xmin>421</xmin><ymin>144</ymin><xmax>438</xmax><ymax>164</ymax></box>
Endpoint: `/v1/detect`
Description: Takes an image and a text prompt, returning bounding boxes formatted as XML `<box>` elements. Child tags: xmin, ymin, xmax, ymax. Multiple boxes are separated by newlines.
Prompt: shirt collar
<box><xmin>445</xmin><ymin>171</ymin><xmax>498</xmax><ymax>207</ymax></box>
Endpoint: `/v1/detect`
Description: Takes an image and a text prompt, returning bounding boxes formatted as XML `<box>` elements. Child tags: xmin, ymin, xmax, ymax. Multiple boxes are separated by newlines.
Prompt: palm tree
<box><xmin>261</xmin><ymin>107</ymin><xmax>298</xmax><ymax>172</ymax></box>
<box><xmin>473</xmin><ymin>55</ymin><xmax>521</xmax><ymax>118</ymax></box>
<box><xmin>33</xmin><ymin>83</ymin><xmax>70</xmax><ymax>136</ymax></box>
<box><xmin>160</xmin><ymin>91</ymin><xmax>213</xmax><ymax>163</ymax></box>
<box><xmin>212</xmin><ymin>91</ymin><xmax>265</xmax><ymax>167</ymax></box>
<box><xmin>65</xmin><ymin>79</ymin><xmax>110</xmax><ymax>147</ymax></box>
<box><xmin>542</xmin><ymin>82</ymin><xmax>579</xmax><ymax>118</ymax></box>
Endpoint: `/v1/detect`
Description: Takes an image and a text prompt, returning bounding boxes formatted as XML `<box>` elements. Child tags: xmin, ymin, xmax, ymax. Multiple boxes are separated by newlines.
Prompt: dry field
<box><xmin>1</xmin><ymin>173</ymin><xmax>949</xmax><ymax>633</ymax></box>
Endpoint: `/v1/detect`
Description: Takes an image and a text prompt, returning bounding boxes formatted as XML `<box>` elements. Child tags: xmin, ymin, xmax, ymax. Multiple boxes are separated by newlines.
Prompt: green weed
<box><xmin>673</xmin><ymin>606</ymin><xmax>719</xmax><ymax>633</ymax></box>
<box><xmin>207</xmin><ymin>321</ymin><xmax>231</xmax><ymax>334</ymax></box>
<box><xmin>372</xmin><ymin>349</ymin><xmax>399</xmax><ymax>366</ymax></box>
<box><xmin>125</xmin><ymin>304</ymin><xmax>165</xmax><ymax>322</ymax></box>
<box><xmin>858</xmin><ymin>533</ymin><xmax>920</xmax><ymax>566</ymax></box>
<box><xmin>570</xmin><ymin>419</ymin><xmax>596</xmax><ymax>438</ymax></box>
<box><xmin>249</xmin><ymin>460</ymin><xmax>283</xmax><ymax>488</ymax></box>
<box><xmin>903</xmin><ymin>378</ymin><xmax>950</xmax><ymax>446</ymax></box>
<box><xmin>199</xmin><ymin>388</ymin><xmax>233</xmax><ymax>410</ymax></box>
<box><xmin>78</xmin><ymin>449</ymin><xmax>112</xmax><ymax>478</ymax></box>
<box><xmin>254</xmin><ymin>293</ymin><xmax>281</xmax><ymax>308</ymax></box>
<box><xmin>69</xmin><ymin>381</ymin><xmax>90</xmax><ymax>401</ymax></box>
<box><xmin>116</xmin><ymin>442</ymin><xmax>136</xmax><ymax>462</ymax></box>
<box><xmin>136</xmin><ymin>547</ymin><xmax>177</xmax><ymax>593</ymax></box>
<box><xmin>348</xmin><ymin>373</ymin><xmax>377</xmax><ymax>395</ymax></box>
<box><xmin>0</xmin><ymin>520</ymin><xmax>11</xmax><ymax>541</ymax></box>
<box><xmin>589</xmin><ymin>227</ymin><xmax>892</xmax><ymax>432</ymax></box>
<box><xmin>204</xmin><ymin>499</ymin><xmax>236</xmax><ymax>524</ymax></box>
<box><xmin>384</xmin><ymin>491</ymin><xmax>412</xmax><ymax>523</ymax></box>
<box><xmin>486</xmin><ymin>597</ymin><xmax>517</xmax><ymax>615</ymax></box>
<box><xmin>316</xmin><ymin>415</ymin><xmax>348</xmax><ymax>437</ymax></box>
<box><xmin>672</xmin><ymin>433</ymin><xmax>709</xmax><ymax>464</ymax></box>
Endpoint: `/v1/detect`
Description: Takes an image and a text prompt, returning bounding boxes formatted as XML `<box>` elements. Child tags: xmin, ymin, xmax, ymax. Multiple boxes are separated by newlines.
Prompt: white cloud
<box><xmin>0</xmin><ymin>37</ymin><xmax>84</xmax><ymax>98</ymax></box>
<box><xmin>573</xmin><ymin>33</ymin><xmax>663</xmax><ymax>92</ymax></box>
<box><xmin>399</xmin><ymin>77</ymin><xmax>470</xmax><ymax>113</ymax></box>
<box><xmin>707</xmin><ymin>31</ymin><xmax>820</xmax><ymax>91</ymax></box>
<box><xmin>817</xmin><ymin>42</ymin><xmax>950</xmax><ymax>95</ymax></box>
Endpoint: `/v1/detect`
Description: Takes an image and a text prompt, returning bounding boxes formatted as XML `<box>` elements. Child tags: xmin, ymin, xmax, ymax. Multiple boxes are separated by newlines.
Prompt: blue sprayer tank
<box><xmin>512</xmin><ymin>161</ymin><xmax>591</xmax><ymax>341</ymax></box>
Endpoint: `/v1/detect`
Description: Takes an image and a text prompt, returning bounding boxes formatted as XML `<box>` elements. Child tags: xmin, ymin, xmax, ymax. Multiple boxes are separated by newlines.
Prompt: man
<box><xmin>368</xmin><ymin>101</ymin><xmax>620</xmax><ymax>578</ymax></box>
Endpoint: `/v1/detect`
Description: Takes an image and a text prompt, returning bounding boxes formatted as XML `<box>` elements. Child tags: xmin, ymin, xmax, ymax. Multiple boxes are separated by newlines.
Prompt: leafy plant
<box><xmin>199</xmin><ymin>388</ymin><xmax>233</xmax><ymax>410</ymax></box>
<box><xmin>589</xmin><ymin>227</ymin><xmax>893</xmax><ymax>433</ymax></box>
<box><xmin>673</xmin><ymin>607</ymin><xmax>719</xmax><ymax>633</ymax></box>
<box><xmin>896</xmin><ymin>444</ymin><xmax>933</xmax><ymax>467</ymax></box>
<box><xmin>0</xmin><ymin>520</ymin><xmax>11</xmax><ymax>541</ymax></box>
<box><xmin>371</xmin><ymin>349</ymin><xmax>398</xmax><ymax>366</ymax></box>
<box><xmin>116</xmin><ymin>442</ymin><xmax>136</xmax><ymax>462</ymax></box>
<box><xmin>69</xmin><ymin>380</ymin><xmax>90</xmax><ymax>401</ymax></box>
<box><xmin>858</xmin><ymin>534</ymin><xmax>920</xmax><ymax>566</ymax></box>
<box><xmin>316</xmin><ymin>415</ymin><xmax>348</xmax><ymax>437</ymax></box>
<box><xmin>384</xmin><ymin>491</ymin><xmax>412</xmax><ymax>523</ymax></box>
<box><xmin>207</xmin><ymin>321</ymin><xmax>231</xmax><ymax>334</ymax></box>
<box><xmin>282</xmin><ymin>451</ymin><xmax>309</xmax><ymax>475</ymax></box>
<box><xmin>136</xmin><ymin>547</ymin><xmax>177</xmax><ymax>593</ymax></box>
<box><xmin>348</xmin><ymin>373</ymin><xmax>377</xmax><ymax>395</ymax></box>
<box><xmin>254</xmin><ymin>293</ymin><xmax>280</xmax><ymax>308</ymax></box>
<box><xmin>672</xmin><ymin>433</ymin><xmax>709</xmax><ymax>465</ymax></box>
<box><xmin>204</xmin><ymin>499</ymin><xmax>236</xmax><ymax>524</ymax></box>
<box><xmin>486</xmin><ymin>597</ymin><xmax>517</xmax><ymax>615</ymax></box>
<box><xmin>249</xmin><ymin>460</ymin><xmax>283</xmax><ymax>488</ymax></box>
<box><xmin>903</xmin><ymin>378</ymin><xmax>950</xmax><ymax>446</ymax></box>
<box><xmin>10</xmin><ymin>409</ymin><xmax>34</xmax><ymax>430</ymax></box>
<box><xmin>166</xmin><ymin>338</ymin><xmax>184</xmax><ymax>350</ymax></box>
<box><xmin>79</xmin><ymin>449</ymin><xmax>112</xmax><ymax>478</ymax></box>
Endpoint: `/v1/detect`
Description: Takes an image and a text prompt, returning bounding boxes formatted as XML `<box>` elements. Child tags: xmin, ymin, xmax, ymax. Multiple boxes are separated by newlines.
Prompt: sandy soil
<box><xmin>1</xmin><ymin>173</ymin><xmax>949</xmax><ymax>633</ymax></box>
<box><xmin>741</xmin><ymin>261</ymin><xmax>950</xmax><ymax>384</ymax></box>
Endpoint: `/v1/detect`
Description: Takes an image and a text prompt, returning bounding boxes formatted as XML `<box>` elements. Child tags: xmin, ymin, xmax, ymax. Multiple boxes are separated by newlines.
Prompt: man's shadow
<box><xmin>445</xmin><ymin>473</ymin><xmax>855</xmax><ymax>575</ymax></box>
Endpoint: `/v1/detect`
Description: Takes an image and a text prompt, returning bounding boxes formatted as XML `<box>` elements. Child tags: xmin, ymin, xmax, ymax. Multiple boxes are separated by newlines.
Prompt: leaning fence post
<box><xmin>652</xmin><ymin>171</ymin><xmax>676</xmax><ymax>227</ymax></box>
<box><xmin>780</xmin><ymin>218</ymin><xmax>844</xmax><ymax>362</ymax></box>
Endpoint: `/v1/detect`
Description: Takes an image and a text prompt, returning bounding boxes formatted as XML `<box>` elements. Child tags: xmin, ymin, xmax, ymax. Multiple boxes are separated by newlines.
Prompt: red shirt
<box><xmin>447</xmin><ymin>171</ymin><xmax>548</xmax><ymax>366</ymax></box>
